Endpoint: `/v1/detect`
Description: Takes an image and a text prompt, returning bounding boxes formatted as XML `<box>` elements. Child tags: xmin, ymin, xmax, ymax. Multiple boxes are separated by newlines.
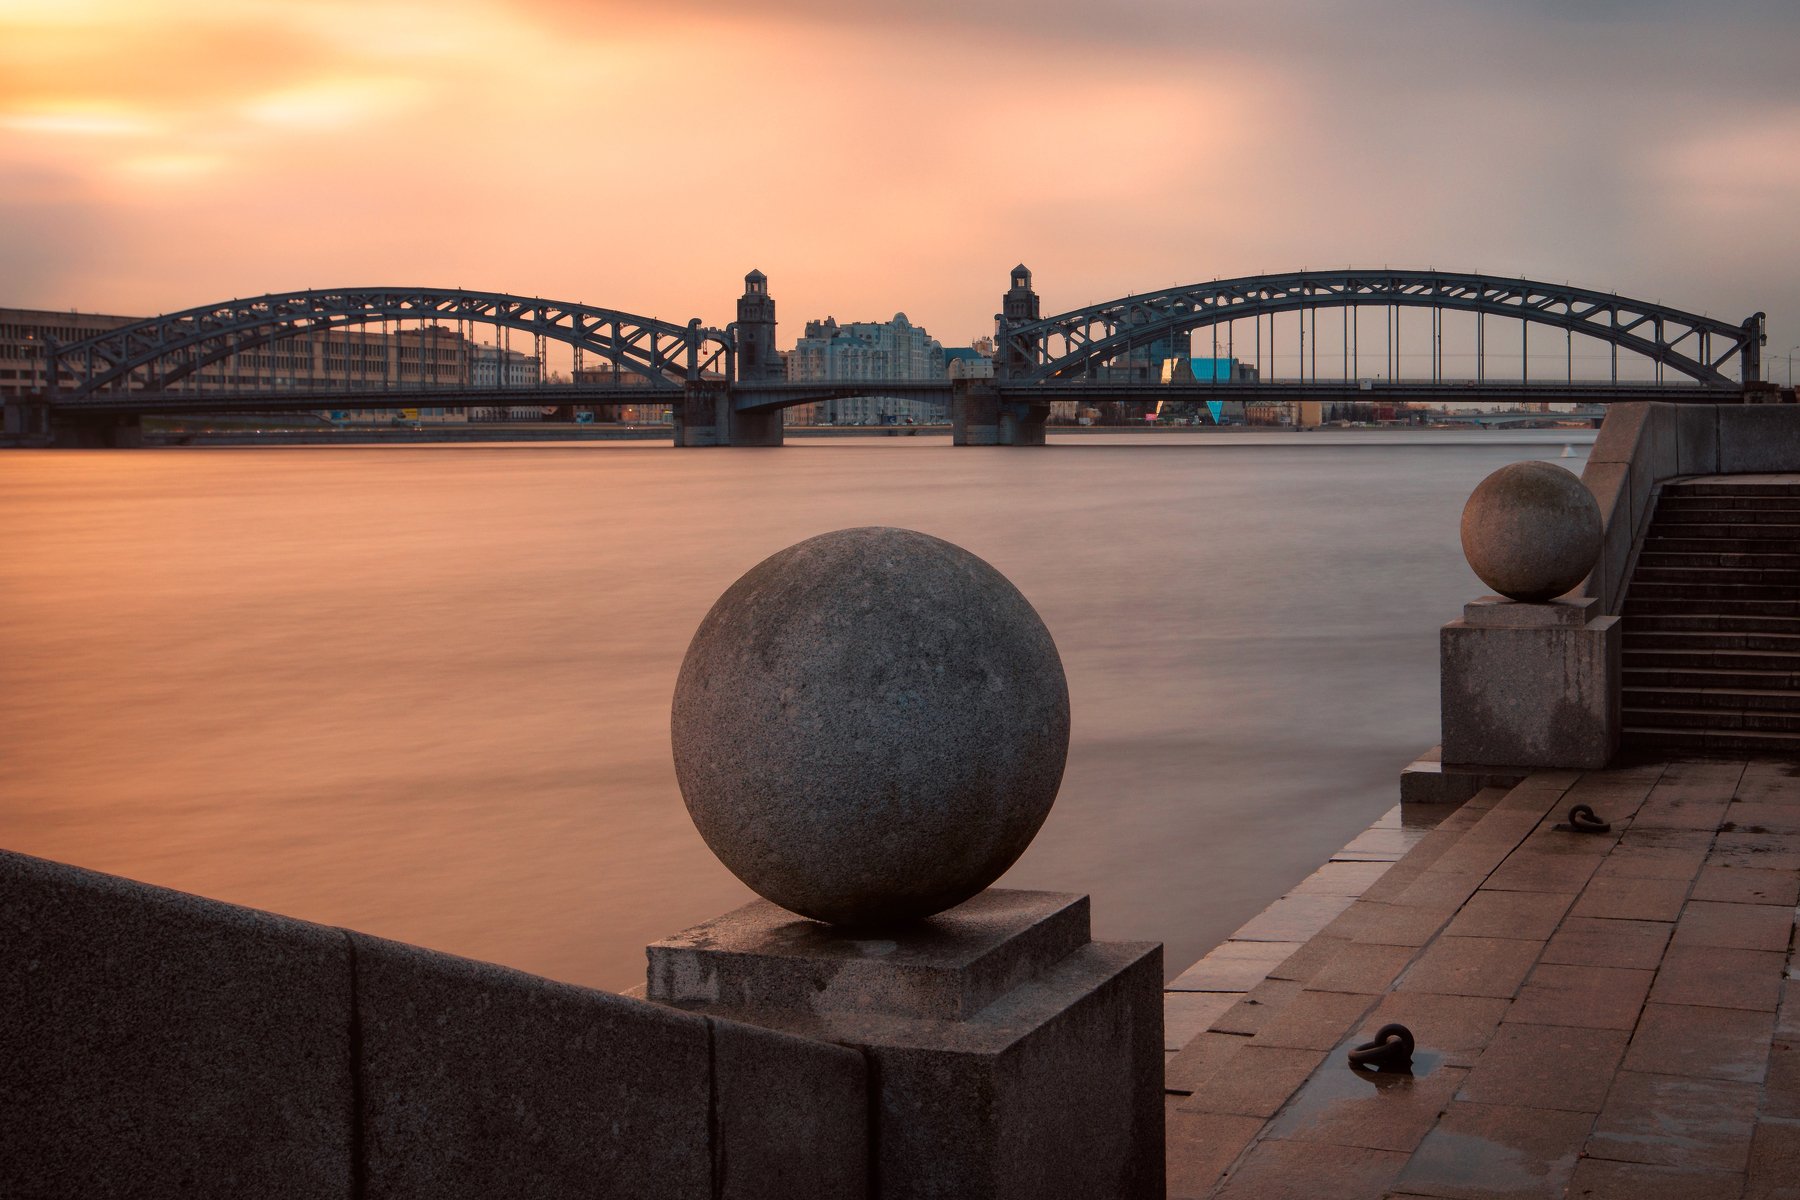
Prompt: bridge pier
<box><xmin>2</xmin><ymin>398</ymin><xmax>53</xmax><ymax>447</ymax></box>
<box><xmin>952</xmin><ymin>381</ymin><xmax>1047</xmax><ymax>446</ymax></box>
<box><xmin>50</xmin><ymin>411</ymin><xmax>144</xmax><ymax>449</ymax></box>
<box><xmin>672</xmin><ymin>382</ymin><xmax>782</xmax><ymax>447</ymax></box>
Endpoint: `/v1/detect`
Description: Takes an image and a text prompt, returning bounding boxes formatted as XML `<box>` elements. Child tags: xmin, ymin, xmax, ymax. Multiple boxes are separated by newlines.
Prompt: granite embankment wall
<box><xmin>0</xmin><ymin>848</ymin><xmax>868</xmax><ymax>1200</ymax></box>
<box><xmin>1581</xmin><ymin>401</ymin><xmax>1800</xmax><ymax>613</ymax></box>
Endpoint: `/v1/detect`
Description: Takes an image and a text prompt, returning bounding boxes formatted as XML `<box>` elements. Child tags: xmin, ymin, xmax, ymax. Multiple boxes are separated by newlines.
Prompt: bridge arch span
<box><xmin>1001</xmin><ymin>270</ymin><xmax>1763</xmax><ymax>386</ymax></box>
<box><xmin>47</xmin><ymin>287</ymin><xmax>733</xmax><ymax>396</ymax></box>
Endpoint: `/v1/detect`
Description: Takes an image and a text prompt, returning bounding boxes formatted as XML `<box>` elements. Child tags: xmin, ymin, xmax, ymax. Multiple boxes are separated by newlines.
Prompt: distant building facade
<box><xmin>784</xmin><ymin>311</ymin><xmax>947</xmax><ymax>424</ymax></box>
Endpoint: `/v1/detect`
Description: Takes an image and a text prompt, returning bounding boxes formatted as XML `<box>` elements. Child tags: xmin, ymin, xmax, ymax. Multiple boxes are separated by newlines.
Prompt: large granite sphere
<box><xmin>671</xmin><ymin>527</ymin><xmax>1070</xmax><ymax>927</ymax></box>
<box><xmin>1461</xmin><ymin>460</ymin><xmax>1602</xmax><ymax>602</ymax></box>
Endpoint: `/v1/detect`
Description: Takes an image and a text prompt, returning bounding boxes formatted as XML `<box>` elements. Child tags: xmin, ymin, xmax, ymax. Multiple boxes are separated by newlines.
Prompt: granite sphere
<box><xmin>670</xmin><ymin>527</ymin><xmax>1070</xmax><ymax>927</ymax></box>
<box><xmin>1460</xmin><ymin>460</ymin><xmax>1602</xmax><ymax>602</ymax></box>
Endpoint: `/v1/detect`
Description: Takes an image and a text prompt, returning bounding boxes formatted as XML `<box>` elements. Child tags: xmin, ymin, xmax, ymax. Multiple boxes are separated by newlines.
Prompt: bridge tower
<box><xmin>997</xmin><ymin>264</ymin><xmax>1040</xmax><ymax>381</ymax></box>
<box><xmin>676</xmin><ymin>269</ymin><xmax>784</xmax><ymax>446</ymax></box>
<box><xmin>735</xmin><ymin>269</ymin><xmax>782</xmax><ymax>383</ymax></box>
<box><xmin>951</xmin><ymin>264</ymin><xmax>1049</xmax><ymax>446</ymax></box>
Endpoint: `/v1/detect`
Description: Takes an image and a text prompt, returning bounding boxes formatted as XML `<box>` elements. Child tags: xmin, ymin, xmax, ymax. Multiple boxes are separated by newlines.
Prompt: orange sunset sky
<box><xmin>3</xmin><ymin>0</ymin><xmax>1797</xmax><ymax>360</ymax></box>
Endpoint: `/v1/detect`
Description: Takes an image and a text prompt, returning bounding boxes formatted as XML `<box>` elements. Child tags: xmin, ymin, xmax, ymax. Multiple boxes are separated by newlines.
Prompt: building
<box><xmin>470</xmin><ymin>345</ymin><xmax>540</xmax><ymax>389</ymax></box>
<box><xmin>2</xmin><ymin>305</ymin><xmax>491</xmax><ymax>426</ymax></box>
<box><xmin>785</xmin><ymin>311</ymin><xmax>948</xmax><ymax>424</ymax></box>
<box><xmin>1</xmin><ymin>308</ymin><xmax>138</xmax><ymax>398</ymax></box>
<box><xmin>944</xmin><ymin>346</ymin><xmax>994</xmax><ymax>379</ymax></box>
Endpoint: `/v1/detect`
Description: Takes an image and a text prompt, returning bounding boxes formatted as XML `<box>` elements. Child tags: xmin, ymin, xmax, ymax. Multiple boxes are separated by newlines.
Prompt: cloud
<box><xmin>0</xmin><ymin>0</ymin><xmax>1794</xmax><ymax>352</ymax></box>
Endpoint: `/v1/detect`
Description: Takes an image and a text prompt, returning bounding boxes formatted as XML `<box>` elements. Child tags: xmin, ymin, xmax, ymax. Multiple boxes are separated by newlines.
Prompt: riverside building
<box><xmin>784</xmin><ymin>312</ymin><xmax>948</xmax><ymax>424</ymax></box>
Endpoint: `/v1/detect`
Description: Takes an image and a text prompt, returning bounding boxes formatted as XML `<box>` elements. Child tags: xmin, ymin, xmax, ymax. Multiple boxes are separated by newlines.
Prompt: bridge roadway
<box><xmin>43</xmin><ymin>378</ymin><xmax>1734</xmax><ymax>417</ymax></box>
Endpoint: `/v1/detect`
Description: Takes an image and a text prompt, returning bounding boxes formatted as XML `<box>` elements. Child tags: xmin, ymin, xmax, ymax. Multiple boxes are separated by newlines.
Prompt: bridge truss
<box><xmin>45</xmin><ymin>288</ymin><xmax>733</xmax><ymax>397</ymax></box>
<box><xmin>999</xmin><ymin>270</ymin><xmax>1765</xmax><ymax>387</ymax></box>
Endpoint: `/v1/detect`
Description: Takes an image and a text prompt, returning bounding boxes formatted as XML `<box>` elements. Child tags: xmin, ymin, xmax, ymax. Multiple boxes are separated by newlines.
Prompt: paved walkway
<box><xmin>1164</xmin><ymin>759</ymin><xmax>1800</xmax><ymax>1199</ymax></box>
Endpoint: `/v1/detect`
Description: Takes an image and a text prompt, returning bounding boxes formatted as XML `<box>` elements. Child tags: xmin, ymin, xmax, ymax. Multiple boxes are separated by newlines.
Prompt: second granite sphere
<box><xmin>670</xmin><ymin>527</ymin><xmax>1070</xmax><ymax>927</ymax></box>
<box><xmin>1461</xmin><ymin>460</ymin><xmax>1602</xmax><ymax>602</ymax></box>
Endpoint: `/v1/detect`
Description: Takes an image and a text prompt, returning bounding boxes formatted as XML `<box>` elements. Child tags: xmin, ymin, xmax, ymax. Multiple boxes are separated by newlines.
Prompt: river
<box><xmin>0</xmin><ymin>428</ymin><xmax>1593</xmax><ymax>990</ymax></box>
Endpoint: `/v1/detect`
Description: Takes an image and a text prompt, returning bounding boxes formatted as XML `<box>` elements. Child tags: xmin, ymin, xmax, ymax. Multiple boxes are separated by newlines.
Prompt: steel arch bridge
<box><xmin>45</xmin><ymin>287</ymin><xmax>734</xmax><ymax>396</ymax></box>
<box><xmin>998</xmin><ymin>270</ymin><xmax>1765</xmax><ymax>386</ymax></box>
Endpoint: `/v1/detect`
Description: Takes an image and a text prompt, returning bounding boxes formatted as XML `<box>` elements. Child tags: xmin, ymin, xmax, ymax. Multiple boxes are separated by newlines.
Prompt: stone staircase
<box><xmin>1622</xmin><ymin>478</ymin><xmax>1800</xmax><ymax>754</ymax></box>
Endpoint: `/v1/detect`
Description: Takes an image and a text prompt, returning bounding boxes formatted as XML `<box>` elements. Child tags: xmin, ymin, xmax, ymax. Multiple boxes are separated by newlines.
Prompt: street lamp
<box><xmin>1776</xmin><ymin>345</ymin><xmax>1800</xmax><ymax>388</ymax></box>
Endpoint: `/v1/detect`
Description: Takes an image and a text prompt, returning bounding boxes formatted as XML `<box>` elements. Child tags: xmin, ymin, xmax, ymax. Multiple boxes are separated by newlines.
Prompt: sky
<box><xmin>3</xmin><ymin>0</ymin><xmax>1798</xmax><ymax>371</ymax></box>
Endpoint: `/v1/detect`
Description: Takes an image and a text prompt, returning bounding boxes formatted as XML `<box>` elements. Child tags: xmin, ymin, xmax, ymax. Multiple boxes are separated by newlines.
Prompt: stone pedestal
<box><xmin>1441</xmin><ymin>595</ymin><xmax>1620</xmax><ymax>769</ymax></box>
<box><xmin>647</xmin><ymin>889</ymin><xmax>1163</xmax><ymax>1200</ymax></box>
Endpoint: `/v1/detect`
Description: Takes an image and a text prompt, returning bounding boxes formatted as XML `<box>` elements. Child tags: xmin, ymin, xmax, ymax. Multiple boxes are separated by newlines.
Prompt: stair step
<box><xmin>1638</xmin><ymin>552</ymin><xmax>1800</xmax><ymax>569</ymax></box>
<box><xmin>1626</xmin><ymin>648</ymin><xmax>1800</xmax><ymax>672</ymax></box>
<box><xmin>1623</xmin><ymin>631</ymin><xmax>1800</xmax><ymax>653</ymax></box>
<box><xmin>1621</xmin><ymin>686</ymin><xmax>1800</xmax><ymax>713</ymax></box>
<box><xmin>1622</xmin><ymin>706</ymin><xmax>1800</xmax><ymax>732</ymax></box>
<box><xmin>1664</xmin><ymin>482</ymin><xmax>1800</xmax><ymax>497</ymax></box>
<box><xmin>1625</xmin><ymin>614</ymin><xmax>1800</xmax><ymax>635</ymax></box>
<box><xmin>1622</xmin><ymin>726</ymin><xmax>1800</xmax><ymax>756</ymax></box>
<box><xmin>1628</xmin><ymin>582</ymin><xmax>1800</xmax><ymax>602</ymax></box>
<box><xmin>1641</xmin><ymin>524</ymin><xmax>1800</xmax><ymax>540</ymax></box>
<box><xmin>1657</xmin><ymin>495</ymin><xmax>1800</xmax><ymax>513</ymax></box>
<box><xmin>1625</xmin><ymin>666</ymin><xmax>1800</xmax><ymax>691</ymax></box>
<box><xmin>1632</xmin><ymin>566</ymin><xmax>1800</xmax><ymax>586</ymax></box>
<box><xmin>1653</xmin><ymin>507</ymin><xmax>1800</xmax><ymax>524</ymax></box>
<box><xmin>1625</xmin><ymin>598</ymin><xmax>1800</xmax><ymax>618</ymax></box>
<box><xmin>1642</xmin><ymin>537</ymin><xmax>1800</xmax><ymax>555</ymax></box>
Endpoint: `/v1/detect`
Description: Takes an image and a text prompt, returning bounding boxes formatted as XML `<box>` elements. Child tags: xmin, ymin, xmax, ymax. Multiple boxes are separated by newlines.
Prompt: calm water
<box><xmin>0</xmin><ymin>429</ymin><xmax>1592</xmax><ymax>989</ymax></box>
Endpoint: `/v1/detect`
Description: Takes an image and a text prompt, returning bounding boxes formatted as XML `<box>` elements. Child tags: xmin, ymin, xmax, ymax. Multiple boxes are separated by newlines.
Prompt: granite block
<box><xmin>0</xmin><ymin>848</ymin><xmax>354</xmax><ymax>1200</ymax></box>
<box><xmin>1176</xmin><ymin>1045</ymin><xmax>1327</xmax><ymax>1119</ymax></box>
<box><xmin>1620</xmin><ymin>1003</ymin><xmax>1776</xmax><ymax>1085</ymax></box>
<box><xmin>1441</xmin><ymin>614</ymin><xmax>1620</xmax><ymax>770</ymax></box>
<box><xmin>1248</xmin><ymin>988</ymin><xmax>1379</xmax><ymax>1052</ymax></box>
<box><xmin>1568</xmin><ymin>1158</ymin><xmax>1743</xmax><ymax>1200</ymax></box>
<box><xmin>1587</xmin><ymin>1070</ymin><xmax>1759</xmax><ymax>1171</ymax></box>
<box><xmin>1672</xmin><ymin>900</ymin><xmax>1795</xmax><ymax>953</ymax></box>
<box><xmin>1675</xmin><ymin>402</ymin><xmax>1721</xmax><ymax>477</ymax></box>
<box><xmin>1397</xmin><ymin>1100</ymin><xmax>1595</xmax><ymax>1200</ymax></box>
<box><xmin>1463</xmin><ymin>596</ymin><xmax>1598</xmax><ymax>627</ymax></box>
<box><xmin>1207</xmin><ymin>977</ymin><xmax>1303</xmax><ymax>1037</ymax></box>
<box><xmin>1718</xmin><ymin>405</ymin><xmax>1800</xmax><ymax>474</ymax></box>
<box><xmin>352</xmin><ymin>932</ymin><xmax>715</xmax><ymax>1200</ymax></box>
<box><xmin>1650</xmin><ymin>945</ymin><xmax>1786</xmax><ymax>1012</ymax></box>
<box><xmin>1571</xmin><ymin>874</ymin><xmax>1693</xmax><ymax>922</ymax></box>
<box><xmin>1768</xmin><ymin>1041</ymin><xmax>1800</xmax><ymax>1119</ymax></box>
<box><xmin>1481</xmin><ymin>849</ymin><xmax>1604</xmax><ymax>894</ymax></box>
<box><xmin>1264</xmin><ymin>934</ymin><xmax>1351</xmax><ymax>984</ymax></box>
<box><xmin>1165</xmin><ymin>989</ymin><xmax>1242</xmax><ymax>1049</ymax></box>
<box><xmin>1167</xmin><ymin>938</ymin><xmax>1302</xmax><ymax>992</ymax></box>
<box><xmin>647</xmin><ymin>889</ymin><xmax>1091</xmax><ymax>1020</ymax></box>
<box><xmin>1230</xmin><ymin>892</ymin><xmax>1357</xmax><ymax>943</ymax></box>
<box><xmin>1445</xmin><ymin>889</ymin><xmax>1575</xmax><ymax>941</ymax></box>
<box><xmin>1164</xmin><ymin>1105</ymin><xmax>1261</xmax><ymax>1198</ymax></box>
<box><xmin>657</xmin><ymin>922</ymin><xmax>1164</xmax><ymax>1200</ymax></box>
<box><xmin>1212</xmin><ymin>1138</ymin><xmax>1407</xmax><ymax>1200</ymax></box>
<box><xmin>711</xmin><ymin>1018</ymin><xmax>869</xmax><ymax>1200</ymax></box>
<box><xmin>1455</xmin><ymin>1023</ymin><xmax>1627</xmax><ymax>1112</ymax></box>
<box><xmin>1747</xmin><ymin>1117</ymin><xmax>1800</xmax><ymax>1200</ymax></box>
<box><xmin>1397</xmin><ymin>935</ymin><xmax>1542</xmax><ymax>999</ymax></box>
<box><xmin>1540</xmin><ymin>916</ymin><xmax>1672</xmax><ymax>970</ymax></box>
<box><xmin>1288</xmin><ymin>860</ymin><xmax>1394</xmax><ymax>896</ymax></box>
<box><xmin>1163</xmin><ymin>1030</ymin><xmax>1251</xmax><ymax>1095</ymax></box>
<box><xmin>1504</xmin><ymin>963</ymin><xmax>1652</xmax><ymax>1031</ymax></box>
<box><xmin>1304</xmin><ymin>942</ymin><xmax>1416</xmax><ymax>994</ymax></box>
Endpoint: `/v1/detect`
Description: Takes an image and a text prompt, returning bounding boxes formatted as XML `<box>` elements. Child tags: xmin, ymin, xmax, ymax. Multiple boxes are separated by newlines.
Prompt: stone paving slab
<box><xmin>1163</xmin><ymin>758</ymin><xmax>1800</xmax><ymax>1198</ymax></box>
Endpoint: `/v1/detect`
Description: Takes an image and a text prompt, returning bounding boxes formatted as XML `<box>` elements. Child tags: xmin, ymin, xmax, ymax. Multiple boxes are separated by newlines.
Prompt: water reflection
<box><xmin>0</xmin><ymin>430</ymin><xmax>1592</xmax><ymax>990</ymax></box>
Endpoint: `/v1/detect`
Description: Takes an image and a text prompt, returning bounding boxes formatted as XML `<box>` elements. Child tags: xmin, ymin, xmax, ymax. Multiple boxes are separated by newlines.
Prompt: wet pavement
<box><xmin>1163</xmin><ymin>759</ymin><xmax>1800</xmax><ymax>1198</ymax></box>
